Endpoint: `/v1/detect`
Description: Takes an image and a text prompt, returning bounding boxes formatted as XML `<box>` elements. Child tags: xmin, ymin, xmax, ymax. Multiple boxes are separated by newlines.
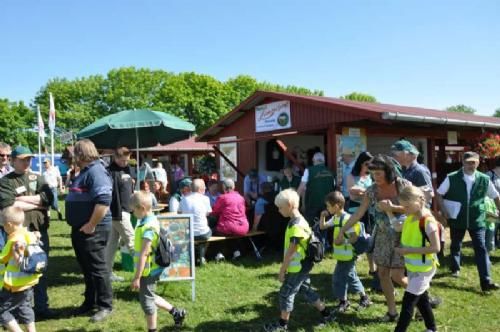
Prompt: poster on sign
<box><xmin>157</xmin><ymin>214</ymin><xmax>196</xmax><ymax>300</ymax></box>
<box><xmin>255</xmin><ymin>100</ymin><xmax>291</xmax><ymax>132</ymax></box>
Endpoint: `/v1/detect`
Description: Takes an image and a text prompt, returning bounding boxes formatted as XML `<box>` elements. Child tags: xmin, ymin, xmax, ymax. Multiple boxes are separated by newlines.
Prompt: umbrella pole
<box><xmin>136</xmin><ymin>127</ymin><xmax>140</xmax><ymax>191</ymax></box>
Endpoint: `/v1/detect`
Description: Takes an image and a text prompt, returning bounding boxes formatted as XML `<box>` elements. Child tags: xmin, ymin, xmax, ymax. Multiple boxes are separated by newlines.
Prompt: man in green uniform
<box><xmin>297</xmin><ymin>152</ymin><xmax>336</xmax><ymax>224</ymax></box>
<box><xmin>0</xmin><ymin>146</ymin><xmax>55</xmax><ymax>318</ymax></box>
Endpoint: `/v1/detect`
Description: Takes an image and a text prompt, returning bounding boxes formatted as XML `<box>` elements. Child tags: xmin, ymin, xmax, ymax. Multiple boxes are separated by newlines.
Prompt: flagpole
<box><xmin>49</xmin><ymin>93</ymin><xmax>56</xmax><ymax>166</ymax></box>
<box><xmin>38</xmin><ymin>124</ymin><xmax>42</xmax><ymax>175</ymax></box>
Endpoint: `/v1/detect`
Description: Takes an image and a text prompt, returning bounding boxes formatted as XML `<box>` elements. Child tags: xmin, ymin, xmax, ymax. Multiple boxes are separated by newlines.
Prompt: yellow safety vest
<box><xmin>332</xmin><ymin>213</ymin><xmax>360</xmax><ymax>261</ymax></box>
<box><xmin>284</xmin><ymin>217</ymin><xmax>310</xmax><ymax>273</ymax></box>
<box><xmin>400</xmin><ymin>215</ymin><xmax>437</xmax><ymax>273</ymax></box>
<box><xmin>0</xmin><ymin>229</ymin><xmax>41</xmax><ymax>292</ymax></box>
<box><xmin>134</xmin><ymin>215</ymin><xmax>160</xmax><ymax>277</ymax></box>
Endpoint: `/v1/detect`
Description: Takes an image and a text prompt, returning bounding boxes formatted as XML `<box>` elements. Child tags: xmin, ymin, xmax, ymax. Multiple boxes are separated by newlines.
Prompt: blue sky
<box><xmin>1</xmin><ymin>0</ymin><xmax>499</xmax><ymax>116</ymax></box>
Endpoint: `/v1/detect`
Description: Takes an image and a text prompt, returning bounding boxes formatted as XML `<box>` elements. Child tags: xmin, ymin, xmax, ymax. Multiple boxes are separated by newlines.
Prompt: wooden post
<box><xmin>326</xmin><ymin>123</ymin><xmax>337</xmax><ymax>174</ymax></box>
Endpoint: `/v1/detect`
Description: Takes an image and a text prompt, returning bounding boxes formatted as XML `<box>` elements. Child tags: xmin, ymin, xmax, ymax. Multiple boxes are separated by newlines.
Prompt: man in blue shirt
<box><xmin>66</xmin><ymin>139</ymin><xmax>113</xmax><ymax>322</ymax></box>
<box><xmin>340</xmin><ymin>149</ymin><xmax>356</xmax><ymax>200</ymax></box>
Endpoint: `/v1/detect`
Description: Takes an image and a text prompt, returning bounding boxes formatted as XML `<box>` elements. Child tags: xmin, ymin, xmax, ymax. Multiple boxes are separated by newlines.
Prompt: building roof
<box><xmin>137</xmin><ymin>136</ymin><xmax>213</xmax><ymax>152</ymax></box>
<box><xmin>198</xmin><ymin>90</ymin><xmax>500</xmax><ymax>141</ymax></box>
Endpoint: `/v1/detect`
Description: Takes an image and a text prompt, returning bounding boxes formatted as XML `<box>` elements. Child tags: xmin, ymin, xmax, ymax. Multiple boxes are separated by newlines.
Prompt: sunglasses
<box><xmin>0</xmin><ymin>154</ymin><xmax>10</xmax><ymax>157</ymax></box>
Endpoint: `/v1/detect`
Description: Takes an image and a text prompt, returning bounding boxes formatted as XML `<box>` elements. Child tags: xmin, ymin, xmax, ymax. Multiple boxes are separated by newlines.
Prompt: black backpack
<box><xmin>303</xmin><ymin>223</ymin><xmax>325</xmax><ymax>263</ymax></box>
<box><xmin>154</xmin><ymin>227</ymin><xmax>173</xmax><ymax>268</ymax></box>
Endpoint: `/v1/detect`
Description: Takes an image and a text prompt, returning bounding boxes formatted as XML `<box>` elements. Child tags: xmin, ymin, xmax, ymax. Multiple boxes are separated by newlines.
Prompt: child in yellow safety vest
<box><xmin>321</xmin><ymin>191</ymin><xmax>371</xmax><ymax>313</ymax></box>
<box><xmin>129</xmin><ymin>191</ymin><xmax>186</xmax><ymax>332</ymax></box>
<box><xmin>388</xmin><ymin>185</ymin><xmax>440</xmax><ymax>332</ymax></box>
<box><xmin>0</xmin><ymin>206</ymin><xmax>41</xmax><ymax>332</ymax></box>
<box><xmin>263</xmin><ymin>189</ymin><xmax>334</xmax><ymax>332</ymax></box>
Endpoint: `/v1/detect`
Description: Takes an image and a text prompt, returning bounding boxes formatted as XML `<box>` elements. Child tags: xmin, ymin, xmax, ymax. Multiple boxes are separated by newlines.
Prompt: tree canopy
<box><xmin>445</xmin><ymin>104</ymin><xmax>477</xmax><ymax>114</ymax></box>
<box><xmin>340</xmin><ymin>92</ymin><xmax>377</xmax><ymax>103</ymax></box>
<box><xmin>493</xmin><ymin>108</ymin><xmax>500</xmax><ymax>117</ymax></box>
<box><xmin>31</xmin><ymin>67</ymin><xmax>323</xmax><ymax>140</ymax></box>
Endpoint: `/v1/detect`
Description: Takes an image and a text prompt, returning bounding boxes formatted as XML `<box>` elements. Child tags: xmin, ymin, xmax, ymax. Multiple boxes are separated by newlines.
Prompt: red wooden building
<box><xmin>197</xmin><ymin>91</ymin><xmax>500</xmax><ymax>190</ymax></box>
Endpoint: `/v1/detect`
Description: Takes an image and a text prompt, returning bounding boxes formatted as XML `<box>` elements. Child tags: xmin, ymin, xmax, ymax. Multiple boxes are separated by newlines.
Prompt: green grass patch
<box><xmin>38</xmin><ymin>207</ymin><xmax>500</xmax><ymax>331</ymax></box>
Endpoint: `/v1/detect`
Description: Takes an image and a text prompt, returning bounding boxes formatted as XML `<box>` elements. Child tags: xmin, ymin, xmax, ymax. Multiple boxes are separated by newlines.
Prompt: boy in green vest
<box><xmin>263</xmin><ymin>189</ymin><xmax>333</xmax><ymax>332</ymax></box>
<box><xmin>485</xmin><ymin>197</ymin><xmax>499</xmax><ymax>252</ymax></box>
<box><xmin>130</xmin><ymin>191</ymin><xmax>186</xmax><ymax>331</ymax></box>
<box><xmin>321</xmin><ymin>191</ymin><xmax>371</xmax><ymax>313</ymax></box>
<box><xmin>0</xmin><ymin>206</ymin><xmax>41</xmax><ymax>332</ymax></box>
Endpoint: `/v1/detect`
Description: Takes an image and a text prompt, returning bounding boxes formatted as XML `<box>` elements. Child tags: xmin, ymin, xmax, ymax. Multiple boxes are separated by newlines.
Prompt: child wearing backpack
<box><xmin>263</xmin><ymin>189</ymin><xmax>333</xmax><ymax>332</ymax></box>
<box><xmin>485</xmin><ymin>196</ymin><xmax>499</xmax><ymax>252</ymax></box>
<box><xmin>0</xmin><ymin>206</ymin><xmax>41</xmax><ymax>332</ymax></box>
<box><xmin>388</xmin><ymin>186</ymin><xmax>440</xmax><ymax>332</ymax></box>
<box><xmin>130</xmin><ymin>191</ymin><xmax>186</xmax><ymax>331</ymax></box>
<box><xmin>321</xmin><ymin>191</ymin><xmax>371</xmax><ymax>313</ymax></box>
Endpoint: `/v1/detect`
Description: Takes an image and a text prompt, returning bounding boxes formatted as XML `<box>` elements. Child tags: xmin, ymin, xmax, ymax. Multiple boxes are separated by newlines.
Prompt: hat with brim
<box><xmin>11</xmin><ymin>146</ymin><xmax>33</xmax><ymax>159</ymax></box>
<box><xmin>463</xmin><ymin>151</ymin><xmax>480</xmax><ymax>162</ymax></box>
<box><xmin>391</xmin><ymin>140</ymin><xmax>419</xmax><ymax>155</ymax></box>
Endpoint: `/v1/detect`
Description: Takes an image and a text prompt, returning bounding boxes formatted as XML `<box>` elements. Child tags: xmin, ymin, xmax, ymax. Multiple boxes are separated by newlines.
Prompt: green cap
<box><xmin>11</xmin><ymin>146</ymin><xmax>33</xmax><ymax>159</ymax></box>
<box><xmin>178</xmin><ymin>177</ymin><xmax>193</xmax><ymax>189</ymax></box>
<box><xmin>391</xmin><ymin>140</ymin><xmax>419</xmax><ymax>155</ymax></box>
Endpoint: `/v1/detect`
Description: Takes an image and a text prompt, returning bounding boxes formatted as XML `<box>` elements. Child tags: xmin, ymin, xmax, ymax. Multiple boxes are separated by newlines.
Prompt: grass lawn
<box><xmin>37</xmin><ymin>207</ymin><xmax>500</xmax><ymax>331</ymax></box>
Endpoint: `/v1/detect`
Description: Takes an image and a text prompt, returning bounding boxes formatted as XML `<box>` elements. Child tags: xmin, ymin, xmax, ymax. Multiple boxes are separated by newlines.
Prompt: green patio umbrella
<box><xmin>77</xmin><ymin>109</ymin><xmax>195</xmax><ymax>186</ymax></box>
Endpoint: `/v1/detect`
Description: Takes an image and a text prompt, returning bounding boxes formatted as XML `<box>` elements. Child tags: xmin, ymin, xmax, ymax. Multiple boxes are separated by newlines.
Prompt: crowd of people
<box><xmin>0</xmin><ymin>137</ymin><xmax>499</xmax><ymax>332</ymax></box>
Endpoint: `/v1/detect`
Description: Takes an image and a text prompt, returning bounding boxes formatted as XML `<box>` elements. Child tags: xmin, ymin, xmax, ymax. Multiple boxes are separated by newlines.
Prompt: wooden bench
<box><xmin>195</xmin><ymin>230</ymin><xmax>266</xmax><ymax>260</ymax></box>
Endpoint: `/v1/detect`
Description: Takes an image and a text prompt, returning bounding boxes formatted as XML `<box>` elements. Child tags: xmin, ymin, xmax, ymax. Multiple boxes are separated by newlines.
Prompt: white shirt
<box><xmin>179</xmin><ymin>192</ymin><xmax>212</xmax><ymax>236</ymax></box>
<box><xmin>169</xmin><ymin>196</ymin><xmax>181</xmax><ymax>213</ymax></box>
<box><xmin>437</xmin><ymin>171</ymin><xmax>499</xmax><ymax>201</ymax></box>
<box><xmin>301</xmin><ymin>168</ymin><xmax>309</xmax><ymax>183</ymax></box>
<box><xmin>152</xmin><ymin>167</ymin><xmax>167</xmax><ymax>187</ymax></box>
<box><xmin>43</xmin><ymin>166</ymin><xmax>61</xmax><ymax>188</ymax></box>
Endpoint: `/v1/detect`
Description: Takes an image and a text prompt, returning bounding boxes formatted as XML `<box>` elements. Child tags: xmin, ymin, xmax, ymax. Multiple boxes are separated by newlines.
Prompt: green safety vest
<box><xmin>332</xmin><ymin>212</ymin><xmax>360</xmax><ymax>261</ymax></box>
<box><xmin>284</xmin><ymin>218</ymin><xmax>310</xmax><ymax>273</ymax></box>
<box><xmin>0</xmin><ymin>229</ymin><xmax>41</xmax><ymax>292</ymax></box>
<box><xmin>443</xmin><ymin>169</ymin><xmax>489</xmax><ymax>230</ymax></box>
<box><xmin>400</xmin><ymin>215</ymin><xmax>437</xmax><ymax>273</ymax></box>
<box><xmin>134</xmin><ymin>215</ymin><xmax>160</xmax><ymax>277</ymax></box>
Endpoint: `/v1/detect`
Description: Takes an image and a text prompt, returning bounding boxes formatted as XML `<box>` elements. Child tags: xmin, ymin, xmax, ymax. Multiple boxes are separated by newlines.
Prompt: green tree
<box><xmin>33</xmin><ymin>67</ymin><xmax>324</xmax><ymax>135</ymax></box>
<box><xmin>0</xmin><ymin>99</ymin><xmax>36</xmax><ymax>148</ymax></box>
<box><xmin>445</xmin><ymin>104</ymin><xmax>477</xmax><ymax>114</ymax></box>
<box><xmin>340</xmin><ymin>92</ymin><xmax>377</xmax><ymax>103</ymax></box>
<box><xmin>493</xmin><ymin>108</ymin><xmax>500</xmax><ymax>117</ymax></box>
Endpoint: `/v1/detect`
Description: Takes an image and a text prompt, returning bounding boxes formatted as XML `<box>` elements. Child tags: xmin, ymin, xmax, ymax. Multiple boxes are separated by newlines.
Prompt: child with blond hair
<box><xmin>387</xmin><ymin>186</ymin><xmax>440</xmax><ymax>332</ymax></box>
<box><xmin>0</xmin><ymin>206</ymin><xmax>41</xmax><ymax>332</ymax></box>
<box><xmin>130</xmin><ymin>191</ymin><xmax>186</xmax><ymax>331</ymax></box>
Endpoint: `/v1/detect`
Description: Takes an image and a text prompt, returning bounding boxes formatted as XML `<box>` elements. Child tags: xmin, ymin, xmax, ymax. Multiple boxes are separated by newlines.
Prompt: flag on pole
<box><xmin>37</xmin><ymin>106</ymin><xmax>46</xmax><ymax>144</ymax></box>
<box><xmin>48</xmin><ymin>93</ymin><xmax>56</xmax><ymax>131</ymax></box>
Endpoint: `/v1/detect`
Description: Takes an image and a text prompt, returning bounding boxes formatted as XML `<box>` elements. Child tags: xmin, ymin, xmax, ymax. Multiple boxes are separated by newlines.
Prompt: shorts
<box><xmin>139</xmin><ymin>274</ymin><xmax>161</xmax><ymax>315</ymax></box>
<box><xmin>406</xmin><ymin>267</ymin><xmax>436</xmax><ymax>296</ymax></box>
<box><xmin>0</xmin><ymin>288</ymin><xmax>35</xmax><ymax>325</ymax></box>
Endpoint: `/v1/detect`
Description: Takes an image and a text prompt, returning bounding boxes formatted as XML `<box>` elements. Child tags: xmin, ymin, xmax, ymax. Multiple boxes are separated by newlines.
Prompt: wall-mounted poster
<box><xmin>158</xmin><ymin>214</ymin><xmax>196</xmax><ymax>300</ymax></box>
<box><xmin>219</xmin><ymin>136</ymin><xmax>238</xmax><ymax>181</ymax></box>
<box><xmin>339</xmin><ymin>128</ymin><xmax>367</xmax><ymax>156</ymax></box>
<box><xmin>255</xmin><ymin>100</ymin><xmax>291</xmax><ymax>132</ymax></box>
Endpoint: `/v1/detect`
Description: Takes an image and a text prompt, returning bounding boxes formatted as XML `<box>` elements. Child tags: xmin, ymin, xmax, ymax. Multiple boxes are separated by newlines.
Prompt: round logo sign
<box><xmin>277</xmin><ymin>112</ymin><xmax>289</xmax><ymax>127</ymax></box>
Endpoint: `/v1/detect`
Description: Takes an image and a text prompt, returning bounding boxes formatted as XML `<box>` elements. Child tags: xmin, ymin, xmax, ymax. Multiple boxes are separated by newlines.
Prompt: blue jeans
<box><xmin>279</xmin><ymin>271</ymin><xmax>320</xmax><ymax>312</ymax></box>
<box><xmin>450</xmin><ymin>227</ymin><xmax>491</xmax><ymax>285</ymax></box>
<box><xmin>332</xmin><ymin>260</ymin><xmax>365</xmax><ymax>300</ymax></box>
<box><xmin>50</xmin><ymin>187</ymin><xmax>59</xmax><ymax>211</ymax></box>
<box><xmin>486</xmin><ymin>227</ymin><xmax>496</xmax><ymax>252</ymax></box>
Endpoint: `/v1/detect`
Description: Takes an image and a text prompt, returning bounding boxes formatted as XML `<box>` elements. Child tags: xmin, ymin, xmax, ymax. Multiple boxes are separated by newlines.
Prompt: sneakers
<box><xmin>481</xmin><ymin>282</ymin><xmax>500</xmax><ymax>292</ymax></box>
<box><xmin>451</xmin><ymin>270</ymin><xmax>460</xmax><ymax>278</ymax></box>
<box><xmin>429</xmin><ymin>295</ymin><xmax>442</xmax><ymax>308</ymax></box>
<box><xmin>110</xmin><ymin>273</ymin><xmax>125</xmax><ymax>282</ymax></box>
<box><xmin>263</xmin><ymin>321</ymin><xmax>288</xmax><ymax>332</ymax></box>
<box><xmin>215</xmin><ymin>252</ymin><xmax>225</xmax><ymax>262</ymax></box>
<box><xmin>380</xmin><ymin>311</ymin><xmax>399</xmax><ymax>322</ymax></box>
<box><xmin>321</xmin><ymin>308</ymin><xmax>336</xmax><ymax>324</ymax></box>
<box><xmin>172</xmin><ymin>308</ymin><xmax>187</xmax><ymax>327</ymax></box>
<box><xmin>233</xmin><ymin>250</ymin><xmax>241</xmax><ymax>260</ymax></box>
<box><xmin>334</xmin><ymin>300</ymin><xmax>350</xmax><ymax>313</ymax></box>
<box><xmin>90</xmin><ymin>309</ymin><xmax>112</xmax><ymax>322</ymax></box>
<box><xmin>359</xmin><ymin>295</ymin><xmax>372</xmax><ymax>309</ymax></box>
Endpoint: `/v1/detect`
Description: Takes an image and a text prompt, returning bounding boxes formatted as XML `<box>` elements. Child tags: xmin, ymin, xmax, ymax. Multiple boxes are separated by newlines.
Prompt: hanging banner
<box><xmin>255</xmin><ymin>100</ymin><xmax>291</xmax><ymax>132</ymax></box>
